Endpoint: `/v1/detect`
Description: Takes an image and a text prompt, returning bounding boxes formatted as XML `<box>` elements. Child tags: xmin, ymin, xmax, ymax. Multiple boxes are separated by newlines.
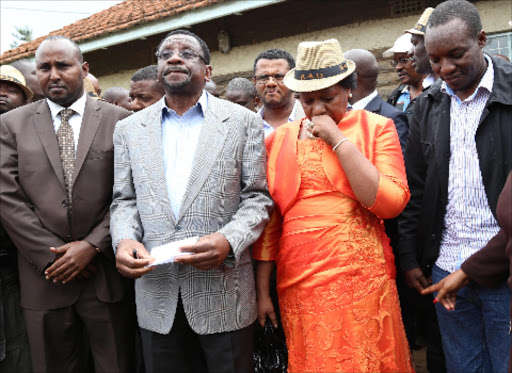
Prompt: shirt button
<box><xmin>175</xmin><ymin>225</ymin><xmax>182</xmax><ymax>231</ymax></box>
<box><xmin>62</xmin><ymin>200</ymin><xmax>67</xmax><ymax>207</ymax></box>
<box><xmin>431</xmin><ymin>234</ymin><xmax>437</xmax><ymax>240</ymax></box>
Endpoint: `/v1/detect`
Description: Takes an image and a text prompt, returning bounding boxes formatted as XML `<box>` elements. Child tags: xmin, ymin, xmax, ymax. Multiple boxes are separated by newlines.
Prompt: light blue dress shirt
<box><xmin>161</xmin><ymin>91</ymin><xmax>208</xmax><ymax>218</ymax></box>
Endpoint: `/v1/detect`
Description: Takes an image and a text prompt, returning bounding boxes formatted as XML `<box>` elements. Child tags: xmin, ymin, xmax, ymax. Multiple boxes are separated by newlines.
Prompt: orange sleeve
<box><xmin>252</xmin><ymin>207</ymin><xmax>282</xmax><ymax>261</ymax></box>
<box><xmin>366</xmin><ymin>118</ymin><xmax>410</xmax><ymax>219</ymax></box>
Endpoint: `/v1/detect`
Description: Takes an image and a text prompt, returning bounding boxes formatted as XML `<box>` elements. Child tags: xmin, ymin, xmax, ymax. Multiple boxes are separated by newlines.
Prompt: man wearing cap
<box><xmin>253</xmin><ymin>49</ymin><xmax>305</xmax><ymax>137</ymax></box>
<box><xmin>405</xmin><ymin>7</ymin><xmax>439</xmax><ymax>89</ymax></box>
<box><xmin>400</xmin><ymin>1</ymin><xmax>512</xmax><ymax>371</ymax></box>
<box><xmin>0</xmin><ymin>65</ymin><xmax>33</xmax><ymax>114</ymax></box>
<box><xmin>0</xmin><ymin>64</ymin><xmax>33</xmax><ymax>373</ymax></box>
<box><xmin>0</xmin><ymin>35</ymin><xmax>136</xmax><ymax>372</ymax></box>
<box><xmin>385</xmin><ymin>34</ymin><xmax>425</xmax><ymax>123</ymax></box>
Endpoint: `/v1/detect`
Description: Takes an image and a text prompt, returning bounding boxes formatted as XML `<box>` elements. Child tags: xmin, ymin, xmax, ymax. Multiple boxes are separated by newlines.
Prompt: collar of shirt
<box><xmin>441</xmin><ymin>54</ymin><xmax>494</xmax><ymax>103</ymax></box>
<box><xmin>351</xmin><ymin>90</ymin><xmax>378</xmax><ymax>111</ymax></box>
<box><xmin>259</xmin><ymin>99</ymin><xmax>300</xmax><ymax>135</ymax></box>
<box><xmin>47</xmin><ymin>90</ymin><xmax>87</xmax><ymax>122</ymax></box>
<box><xmin>422</xmin><ymin>74</ymin><xmax>436</xmax><ymax>89</ymax></box>
<box><xmin>161</xmin><ymin>90</ymin><xmax>208</xmax><ymax>121</ymax></box>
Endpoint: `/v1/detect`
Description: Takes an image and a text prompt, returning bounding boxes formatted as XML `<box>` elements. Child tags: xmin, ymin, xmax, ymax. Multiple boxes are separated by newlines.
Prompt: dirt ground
<box><xmin>412</xmin><ymin>346</ymin><xmax>428</xmax><ymax>373</ymax></box>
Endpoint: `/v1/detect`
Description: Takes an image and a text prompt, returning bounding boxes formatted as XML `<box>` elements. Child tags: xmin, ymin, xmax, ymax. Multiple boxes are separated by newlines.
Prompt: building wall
<box><xmin>96</xmin><ymin>0</ymin><xmax>511</xmax><ymax>99</ymax></box>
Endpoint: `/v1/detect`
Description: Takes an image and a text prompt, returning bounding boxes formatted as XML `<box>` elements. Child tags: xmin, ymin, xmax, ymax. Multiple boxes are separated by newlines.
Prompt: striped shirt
<box><xmin>436</xmin><ymin>55</ymin><xmax>499</xmax><ymax>273</ymax></box>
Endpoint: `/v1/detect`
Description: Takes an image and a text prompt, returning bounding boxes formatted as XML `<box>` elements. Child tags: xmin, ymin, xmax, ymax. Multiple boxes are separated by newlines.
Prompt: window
<box><xmin>390</xmin><ymin>0</ymin><xmax>438</xmax><ymax>16</ymax></box>
<box><xmin>484</xmin><ymin>32</ymin><xmax>512</xmax><ymax>61</ymax></box>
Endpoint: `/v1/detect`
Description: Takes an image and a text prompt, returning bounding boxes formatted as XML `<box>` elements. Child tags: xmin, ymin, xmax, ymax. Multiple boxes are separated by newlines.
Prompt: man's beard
<box><xmin>260</xmin><ymin>91</ymin><xmax>292</xmax><ymax>109</ymax></box>
<box><xmin>162</xmin><ymin>77</ymin><xmax>191</xmax><ymax>90</ymax></box>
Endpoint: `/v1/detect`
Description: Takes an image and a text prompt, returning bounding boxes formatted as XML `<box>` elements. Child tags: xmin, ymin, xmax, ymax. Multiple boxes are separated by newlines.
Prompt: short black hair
<box><xmin>157</xmin><ymin>29</ymin><xmax>210</xmax><ymax>64</ymax></box>
<box><xmin>39</xmin><ymin>35</ymin><xmax>84</xmax><ymax>63</ymax></box>
<box><xmin>428</xmin><ymin>0</ymin><xmax>482</xmax><ymax>39</ymax></box>
<box><xmin>338</xmin><ymin>72</ymin><xmax>357</xmax><ymax>90</ymax></box>
<box><xmin>131</xmin><ymin>65</ymin><xmax>159</xmax><ymax>82</ymax></box>
<box><xmin>226</xmin><ymin>77</ymin><xmax>256</xmax><ymax>97</ymax></box>
<box><xmin>253</xmin><ymin>49</ymin><xmax>295</xmax><ymax>74</ymax></box>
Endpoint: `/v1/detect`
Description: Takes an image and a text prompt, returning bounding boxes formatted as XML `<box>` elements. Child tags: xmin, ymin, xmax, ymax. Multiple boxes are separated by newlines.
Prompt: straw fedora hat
<box><xmin>405</xmin><ymin>7</ymin><xmax>434</xmax><ymax>36</ymax></box>
<box><xmin>283</xmin><ymin>39</ymin><xmax>355</xmax><ymax>93</ymax></box>
<box><xmin>0</xmin><ymin>65</ymin><xmax>33</xmax><ymax>101</ymax></box>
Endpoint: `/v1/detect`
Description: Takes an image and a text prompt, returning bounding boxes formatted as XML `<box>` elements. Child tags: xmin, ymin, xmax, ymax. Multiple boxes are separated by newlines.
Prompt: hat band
<box><xmin>414</xmin><ymin>23</ymin><xmax>426</xmax><ymax>33</ymax></box>
<box><xmin>295</xmin><ymin>62</ymin><xmax>348</xmax><ymax>81</ymax></box>
<box><xmin>0</xmin><ymin>74</ymin><xmax>24</xmax><ymax>86</ymax></box>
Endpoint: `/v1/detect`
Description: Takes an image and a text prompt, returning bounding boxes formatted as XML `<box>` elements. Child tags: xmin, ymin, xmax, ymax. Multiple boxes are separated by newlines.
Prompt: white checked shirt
<box><xmin>436</xmin><ymin>55</ymin><xmax>499</xmax><ymax>273</ymax></box>
<box><xmin>161</xmin><ymin>91</ymin><xmax>208</xmax><ymax>218</ymax></box>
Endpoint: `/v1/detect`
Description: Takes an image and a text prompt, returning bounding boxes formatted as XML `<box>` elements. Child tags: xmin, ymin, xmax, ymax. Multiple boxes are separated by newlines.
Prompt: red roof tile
<box><xmin>0</xmin><ymin>0</ymin><xmax>224</xmax><ymax>64</ymax></box>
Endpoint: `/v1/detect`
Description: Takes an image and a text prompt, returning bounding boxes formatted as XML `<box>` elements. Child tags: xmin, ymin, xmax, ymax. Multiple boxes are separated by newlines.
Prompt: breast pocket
<box><xmin>87</xmin><ymin>150</ymin><xmax>114</xmax><ymax>161</ymax></box>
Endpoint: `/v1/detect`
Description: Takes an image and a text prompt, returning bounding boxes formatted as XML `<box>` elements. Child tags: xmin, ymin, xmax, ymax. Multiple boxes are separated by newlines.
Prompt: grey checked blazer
<box><xmin>110</xmin><ymin>94</ymin><xmax>272</xmax><ymax>335</ymax></box>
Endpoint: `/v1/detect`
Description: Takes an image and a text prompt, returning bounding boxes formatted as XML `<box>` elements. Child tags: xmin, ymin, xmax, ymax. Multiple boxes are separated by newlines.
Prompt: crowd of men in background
<box><xmin>0</xmin><ymin>0</ymin><xmax>511</xmax><ymax>372</ymax></box>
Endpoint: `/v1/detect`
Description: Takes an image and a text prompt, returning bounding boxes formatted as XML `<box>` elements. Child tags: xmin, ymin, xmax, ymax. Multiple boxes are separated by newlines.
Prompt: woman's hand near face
<box><xmin>311</xmin><ymin>114</ymin><xmax>345</xmax><ymax>146</ymax></box>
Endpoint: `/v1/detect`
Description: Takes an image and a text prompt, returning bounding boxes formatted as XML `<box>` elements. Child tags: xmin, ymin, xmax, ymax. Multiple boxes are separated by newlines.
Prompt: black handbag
<box><xmin>253</xmin><ymin>319</ymin><xmax>288</xmax><ymax>373</ymax></box>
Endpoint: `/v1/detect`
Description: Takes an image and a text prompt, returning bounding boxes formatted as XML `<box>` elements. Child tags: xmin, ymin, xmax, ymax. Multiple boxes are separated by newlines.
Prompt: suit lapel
<box><xmin>32</xmin><ymin>101</ymin><xmax>66</xmax><ymax>189</ymax></box>
<box><xmin>142</xmin><ymin>105</ymin><xmax>176</xmax><ymax>224</ymax></box>
<box><xmin>73</xmin><ymin>96</ymin><xmax>102</xmax><ymax>185</ymax></box>
<box><xmin>364</xmin><ymin>95</ymin><xmax>382</xmax><ymax>114</ymax></box>
<box><xmin>178</xmin><ymin>97</ymin><xmax>228</xmax><ymax>221</ymax></box>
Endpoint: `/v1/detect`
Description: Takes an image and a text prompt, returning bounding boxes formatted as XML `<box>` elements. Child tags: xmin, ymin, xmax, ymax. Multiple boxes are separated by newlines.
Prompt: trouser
<box><xmin>23</xmin><ymin>278</ymin><xmax>137</xmax><ymax>373</ymax></box>
<box><xmin>433</xmin><ymin>264</ymin><xmax>511</xmax><ymax>373</ymax></box>
<box><xmin>0</xmin><ymin>265</ymin><xmax>31</xmax><ymax>373</ymax></box>
<box><xmin>140</xmin><ymin>297</ymin><xmax>254</xmax><ymax>373</ymax></box>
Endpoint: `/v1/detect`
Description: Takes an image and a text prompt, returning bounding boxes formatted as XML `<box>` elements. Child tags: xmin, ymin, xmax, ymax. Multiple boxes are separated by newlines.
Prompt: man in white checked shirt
<box><xmin>398</xmin><ymin>1</ymin><xmax>512</xmax><ymax>372</ymax></box>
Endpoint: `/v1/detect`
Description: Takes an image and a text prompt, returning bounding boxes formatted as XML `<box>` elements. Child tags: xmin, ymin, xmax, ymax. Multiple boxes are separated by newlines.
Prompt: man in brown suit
<box><xmin>0</xmin><ymin>35</ymin><xmax>136</xmax><ymax>373</ymax></box>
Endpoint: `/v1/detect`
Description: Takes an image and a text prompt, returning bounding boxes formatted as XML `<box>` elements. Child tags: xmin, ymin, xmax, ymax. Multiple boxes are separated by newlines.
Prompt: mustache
<box><xmin>163</xmin><ymin>66</ymin><xmax>188</xmax><ymax>75</ymax></box>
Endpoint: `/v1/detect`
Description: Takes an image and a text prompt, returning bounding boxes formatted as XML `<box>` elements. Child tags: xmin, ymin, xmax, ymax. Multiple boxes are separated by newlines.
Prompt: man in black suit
<box><xmin>344</xmin><ymin>49</ymin><xmax>409</xmax><ymax>154</ymax></box>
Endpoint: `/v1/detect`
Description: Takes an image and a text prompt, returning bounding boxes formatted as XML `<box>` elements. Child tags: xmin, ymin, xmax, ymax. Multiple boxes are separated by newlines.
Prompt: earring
<box><xmin>349</xmin><ymin>93</ymin><xmax>353</xmax><ymax>98</ymax></box>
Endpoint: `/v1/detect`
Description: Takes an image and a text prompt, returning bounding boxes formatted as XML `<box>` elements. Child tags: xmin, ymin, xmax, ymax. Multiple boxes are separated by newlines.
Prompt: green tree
<box><xmin>10</xmin><ymin>26</ymin><xmax>33</xmax><ymax>49</ymax></box>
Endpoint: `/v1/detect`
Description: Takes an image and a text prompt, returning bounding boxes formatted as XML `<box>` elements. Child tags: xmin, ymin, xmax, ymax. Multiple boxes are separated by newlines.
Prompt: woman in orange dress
<box><xmin>253</xmin><ymin>39</ymin><xmax>414</xmax><ymax>373</ymax></box>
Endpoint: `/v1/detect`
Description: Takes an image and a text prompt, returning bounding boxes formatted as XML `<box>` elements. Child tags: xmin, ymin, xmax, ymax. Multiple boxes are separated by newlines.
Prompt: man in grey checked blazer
<box><xmin>110</xmin><ymin>30</ymin><xmax>272</xmax><ymax>373</ymax></box>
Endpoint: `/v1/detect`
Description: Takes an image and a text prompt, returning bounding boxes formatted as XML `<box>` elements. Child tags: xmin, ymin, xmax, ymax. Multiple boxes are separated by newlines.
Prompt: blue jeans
<box><xmin>432</xmin><ymin>264</ymin><xmax>511</xmax><ymax>373</ymax></box>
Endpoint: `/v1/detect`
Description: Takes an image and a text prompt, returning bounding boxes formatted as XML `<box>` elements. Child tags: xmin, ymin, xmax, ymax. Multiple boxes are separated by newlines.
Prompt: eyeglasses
<box><xmin>155</xmin><ymin>49</ymin><xmax>207</xmax><ymax>64</ymax></box>
<box><xmin>390</xmin><ymin>57</ymin><xmax>412</xmax><ymax>67</ymax></box>
<box><xmin>254</xmin><ymin>74</ymin><xmax>285</xmax><ymax>85</ymax></box>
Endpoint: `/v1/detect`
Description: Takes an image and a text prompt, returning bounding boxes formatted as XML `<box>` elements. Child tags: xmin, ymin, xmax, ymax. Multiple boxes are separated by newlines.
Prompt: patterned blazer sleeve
<box><xmin>110</xmin><ymin>120</ymin><xmax>143</xmax><ymax>251</ymax></box>
<box><xmin>217</xmin><ymin>112</ymin><xmax>273</xmax><ymax>265</ymax></box>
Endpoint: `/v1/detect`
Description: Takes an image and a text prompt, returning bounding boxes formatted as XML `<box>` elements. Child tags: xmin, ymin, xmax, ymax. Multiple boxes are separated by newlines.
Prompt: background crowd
<box><xmin>0</xmin><ymin>0</ymin><xmax>511</xmax><ymax>372</ymax></box>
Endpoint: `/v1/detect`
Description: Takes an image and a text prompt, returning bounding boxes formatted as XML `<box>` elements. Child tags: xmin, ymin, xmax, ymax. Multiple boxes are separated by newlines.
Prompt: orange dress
<box><xmin>254</xmin><ymin>110</ymin><xmax>414</xmax><ymax>372</ymax></box>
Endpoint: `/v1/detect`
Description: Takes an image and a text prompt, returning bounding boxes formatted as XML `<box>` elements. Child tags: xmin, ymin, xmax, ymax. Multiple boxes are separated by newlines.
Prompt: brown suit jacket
<box><xmin>0</xmin><ymin>95</ymin><xmax>132</xmax><ymax>310</ymax></box>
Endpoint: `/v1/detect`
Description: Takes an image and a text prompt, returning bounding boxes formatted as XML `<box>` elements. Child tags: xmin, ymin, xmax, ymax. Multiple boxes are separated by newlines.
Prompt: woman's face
<box><xmin>299</xmin><ymin>83</ymin><xmax>350</xmax><ymax>124</ymax></box>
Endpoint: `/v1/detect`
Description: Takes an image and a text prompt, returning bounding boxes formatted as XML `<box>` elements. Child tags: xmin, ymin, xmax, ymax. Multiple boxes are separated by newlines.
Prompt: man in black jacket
<box><xmin>399</xmin><ymin>1</ymin><xmax>512</xmax><ymax>371</ymax></box>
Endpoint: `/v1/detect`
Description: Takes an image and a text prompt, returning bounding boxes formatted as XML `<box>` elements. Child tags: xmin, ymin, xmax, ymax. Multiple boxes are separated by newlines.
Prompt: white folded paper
<box><xmin>148</xmin><ymin>236</ymin><xmax>198</xmax><ymax>266</ymax></box>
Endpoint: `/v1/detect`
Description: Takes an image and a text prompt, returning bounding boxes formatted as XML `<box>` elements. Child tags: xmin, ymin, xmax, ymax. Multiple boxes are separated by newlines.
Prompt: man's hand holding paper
<box><xmin>175</xmin><ymin>233</ymin><xmax>231</xmax><ymax>270</ymax></box>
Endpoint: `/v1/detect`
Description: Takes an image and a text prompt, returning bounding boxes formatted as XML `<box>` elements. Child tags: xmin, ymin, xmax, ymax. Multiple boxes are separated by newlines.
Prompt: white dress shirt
<box><xmin>436</xmin><ymin>55</ymin><xmax>499</xmax><ymax>273</ymax></box>
<box><xmin>161</xmin><ymin>91</ymin><xmax>208</xmax><ymax>218</ymax></box>
<box><xmin>47</xmin><ymin>91</ymin><xmax>87</xmax><ymax>151</ymax></box>
<box><xmin>351</xmin><ymin>90</ymin><xmax>379</xmax><ymax>111</ymax></box>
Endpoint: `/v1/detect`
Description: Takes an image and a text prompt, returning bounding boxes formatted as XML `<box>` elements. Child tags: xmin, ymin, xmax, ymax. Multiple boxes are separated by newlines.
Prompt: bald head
<box><xmin>11</xmin><ymin>59</ymin><xmax>45</xmax><ymax>102</ymax></box>
<box><xmin>344</xmin><ymin>49</ymin><xmax>379</xmax><ymax>103</ymax></box>
<box><xmin>102</xmin><ymin>87</ymin><xmax>131</xmax><ymax>110</ymax></box>
<box><xmin>87</xmin><ymin>73</ymin><xmax>101</xmax><ymax>96</ymax></box>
